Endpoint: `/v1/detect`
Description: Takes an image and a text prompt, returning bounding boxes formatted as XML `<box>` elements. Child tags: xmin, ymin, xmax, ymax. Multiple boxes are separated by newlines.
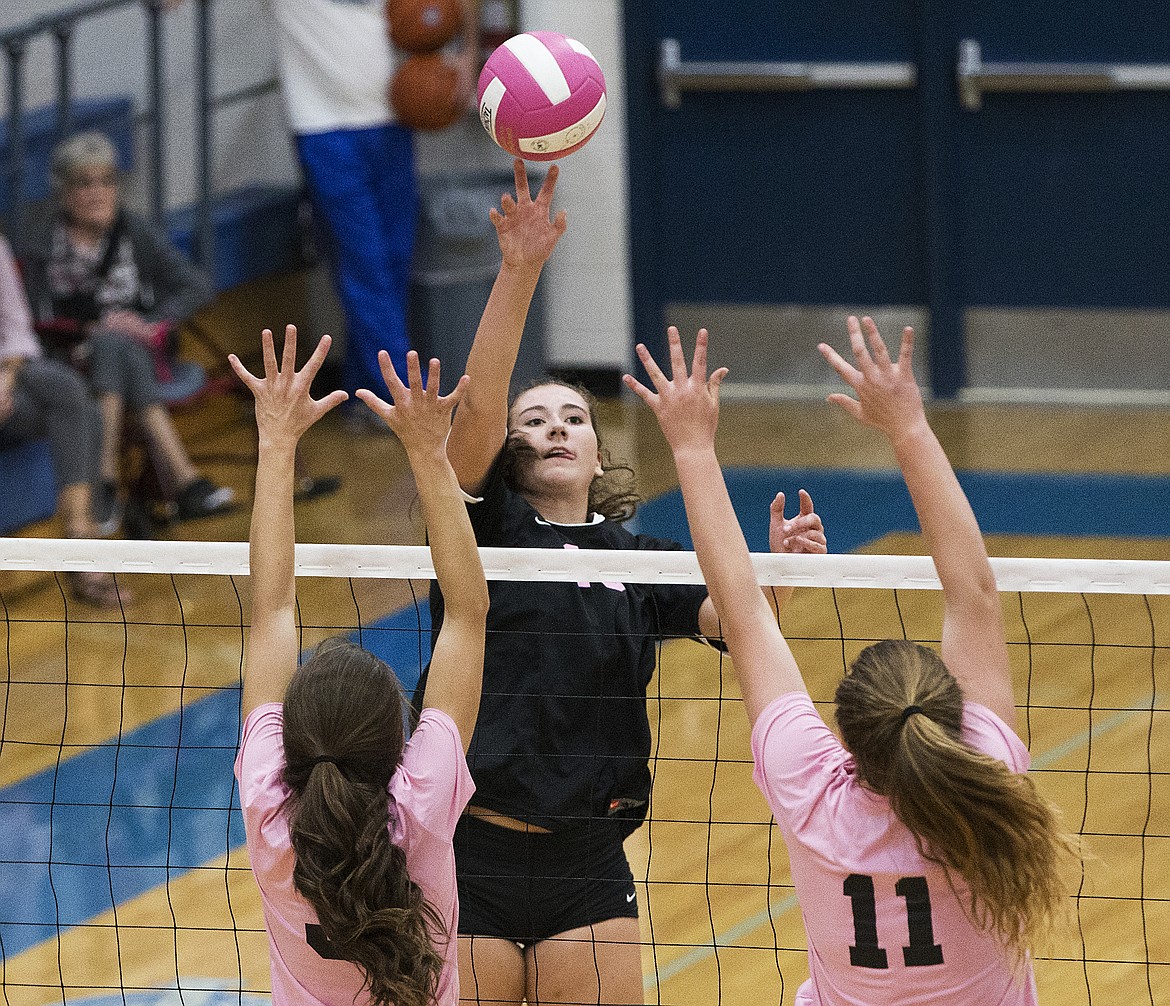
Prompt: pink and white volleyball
<box><xmin>477</xmin><ymin>31</ymin><xmax>607</xmax><ymax>161</ymax></box>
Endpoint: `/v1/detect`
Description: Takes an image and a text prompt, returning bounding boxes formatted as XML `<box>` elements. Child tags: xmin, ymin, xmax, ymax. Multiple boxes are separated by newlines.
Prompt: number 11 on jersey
<box><xmin>843</xmin><ymin>873</ymin><xmax>945</xmax><ymax>969</ymax></box>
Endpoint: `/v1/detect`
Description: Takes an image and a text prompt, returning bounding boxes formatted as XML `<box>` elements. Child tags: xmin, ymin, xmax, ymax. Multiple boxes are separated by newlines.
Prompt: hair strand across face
<box><xmin>504</xmin><ymin>377</ymin><xmax>641</xmax><ymax>522</ymax></box>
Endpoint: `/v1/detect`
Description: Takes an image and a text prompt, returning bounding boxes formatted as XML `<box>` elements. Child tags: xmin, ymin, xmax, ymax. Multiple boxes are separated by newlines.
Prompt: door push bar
<box><xmin>658</xmin><ymin>37</ymin><xmax>917</xmax><ymax>109</ymax></box>
<box><xmin>958</xmin><ymin>38</ymin><xmax>1170</xmax><ymax>111</ymax></box>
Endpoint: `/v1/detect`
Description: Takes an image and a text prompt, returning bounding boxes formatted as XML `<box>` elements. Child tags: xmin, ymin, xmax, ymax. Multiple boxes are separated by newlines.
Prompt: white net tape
<box><xmin>3</xmin><ymin>537</ymin><xmax>1170</xmax><ymax>593</ymax></box>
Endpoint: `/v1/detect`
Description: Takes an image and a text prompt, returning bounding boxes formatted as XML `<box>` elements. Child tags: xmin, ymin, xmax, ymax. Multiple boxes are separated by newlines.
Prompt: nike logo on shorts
<box><xmin>626</xmin><ymin>891</ymin><xmax>636</xmax><ymax>903</ymax></box>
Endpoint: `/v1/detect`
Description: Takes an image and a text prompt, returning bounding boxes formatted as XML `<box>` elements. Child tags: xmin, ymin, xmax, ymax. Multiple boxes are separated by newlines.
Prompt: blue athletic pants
<box><xmin>296</xmin><ymin>123</ymin><xmax>417</xmax><ymax>395</ymax></box>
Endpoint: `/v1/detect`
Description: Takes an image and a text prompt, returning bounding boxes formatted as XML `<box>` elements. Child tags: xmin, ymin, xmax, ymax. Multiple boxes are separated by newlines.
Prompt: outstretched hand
<box><xmin>492</xmin><ymin>158</ymin><xmax>568</xmax><ymax>272</ymax></box>
<box><xmin>356</xmin><ymin>350</ymin><xmax>468</xmax><ymax>455</ymax></box>
<box><xmin>770</xmin><ymin>489</ymin><xmax>827</xmax><ymax>555</ymax></box>
<box><xmin>624</xmin><ymin>327</ymin><xmax>729</xmax><ymax>455</ymax></box>
<box><xmin>229</xmin><ymin>326</ymin><xmax>348</xmax><ymax>448</ymax></box>
<box><xmin>818</xmin><ymin>316</ymin><xmax>926</xmax><ymax>443</ymax></box>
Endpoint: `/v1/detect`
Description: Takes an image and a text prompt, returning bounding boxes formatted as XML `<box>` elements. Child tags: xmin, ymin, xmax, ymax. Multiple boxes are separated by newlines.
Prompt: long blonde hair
<box><xmin>835</xmin><ymin>639</ymin><xmax>1079</xmax><ymax>959</ymax></box>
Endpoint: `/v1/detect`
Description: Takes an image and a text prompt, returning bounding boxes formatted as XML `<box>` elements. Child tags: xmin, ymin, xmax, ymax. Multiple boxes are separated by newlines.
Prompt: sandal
<box><xmin>65</xmin><ymin>571</ymin><xmax>132</xmax><ymax>609</ymax></box>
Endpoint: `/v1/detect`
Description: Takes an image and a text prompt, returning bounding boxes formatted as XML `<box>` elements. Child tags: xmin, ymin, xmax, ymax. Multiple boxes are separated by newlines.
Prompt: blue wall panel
<box><xmin>625</xmin><ymin>2</ymin><xmax>1170</xmax><ymax>395</ymax></box>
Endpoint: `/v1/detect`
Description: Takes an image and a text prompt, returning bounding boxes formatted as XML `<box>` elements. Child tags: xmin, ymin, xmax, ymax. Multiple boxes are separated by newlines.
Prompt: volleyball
<box><xmin>477</xmin><ymin>31</ymin><xmax>607</xmax><ymax>161</ymax></box>
<box><xmin>390</xmin><ymin>53</ymin><xmax>463</xmax><ymax>131</ymax></box>
<box><xmin>386</xmin><ymin>0</ymin><xmax>462</xmax><ymax>54</ymax></box>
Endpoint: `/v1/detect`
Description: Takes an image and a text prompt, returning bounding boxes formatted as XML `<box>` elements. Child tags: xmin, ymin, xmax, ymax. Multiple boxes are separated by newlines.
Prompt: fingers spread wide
<box><xmin>281</xmin><ymin>323</ymin><xmax>298</xmax><ymax>372</ymax></box>
<box><xmin>261</xmin><ymin>328</ymin><xmax>277</xmax><ymax>377</ymax></box>
<box><xmin>636</xmin><ymin>341</ymin><xmax>668</xmax><ymax>389</ymax></box>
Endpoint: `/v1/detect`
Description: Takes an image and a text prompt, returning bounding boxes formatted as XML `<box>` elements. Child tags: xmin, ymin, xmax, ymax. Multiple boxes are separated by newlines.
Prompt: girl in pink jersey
<box><xmin>229</xmin><ymin>327</ymin><xmax>489</xmax><ymax>1006</ymax></box>
<box><xmin>626</xmin><ymin>319</ymin><xmax>1080</xmax><ymax>1006</ymax></box>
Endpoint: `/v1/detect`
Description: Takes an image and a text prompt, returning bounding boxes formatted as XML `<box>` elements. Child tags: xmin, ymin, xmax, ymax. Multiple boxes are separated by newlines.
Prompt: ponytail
<box><xmin>287</xmin><ymin>762</ymin><xmax>445</xmax><ymax>1006</ymax></box>
<box><xmin>836</xmin><ymin>640</ymin><xmax>1079</xmax><ymax>959</ymax></box>
<box><xmin>282</xmin><ymin>639</ymin><xmax>446</xmax><ymax>1006</ymax></box>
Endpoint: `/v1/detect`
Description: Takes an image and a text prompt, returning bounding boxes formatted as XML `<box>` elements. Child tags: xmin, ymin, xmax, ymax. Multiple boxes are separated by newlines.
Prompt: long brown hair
<box><xmin>282</xmin><ymin>638</ymin><xmax>445</xmax><ymax>1006</ymax></box>
<box><xmin>502</xmin><ymin>378</ymin><xmax>641</xmax><ymax>521</ymax></box>
<box><xmin>835</xmin><ymin>639</ymin><xmax>1078</xmax><ymax>959</ymax></box>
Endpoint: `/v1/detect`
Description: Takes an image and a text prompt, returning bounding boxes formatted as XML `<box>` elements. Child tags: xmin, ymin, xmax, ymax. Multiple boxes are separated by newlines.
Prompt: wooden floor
<box><xmin>1</xmin><ymin>288</ymin><xmax>1169</xmax><ymax>1005</ymax></box>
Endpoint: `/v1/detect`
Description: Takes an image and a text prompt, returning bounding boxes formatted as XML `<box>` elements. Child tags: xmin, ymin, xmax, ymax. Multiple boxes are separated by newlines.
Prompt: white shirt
<box><xmin>272</xmin><ymin>0</ymin><xmax>398</xmax><ymax>134</ymax></box>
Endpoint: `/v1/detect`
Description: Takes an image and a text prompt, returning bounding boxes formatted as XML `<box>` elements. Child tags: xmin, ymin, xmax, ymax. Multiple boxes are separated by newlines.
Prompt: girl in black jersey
<box><xmin>416</xmin><ymin>160</ymin><xmax>827</xmax><ymax>1006</ymax></box>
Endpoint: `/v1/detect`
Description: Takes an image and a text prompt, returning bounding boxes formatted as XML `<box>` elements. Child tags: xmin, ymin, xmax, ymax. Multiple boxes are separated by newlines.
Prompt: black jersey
<box><xmin>418</xmin><ymin>462</ymin><xmax>713</xmax><ymax>836</ymax></box>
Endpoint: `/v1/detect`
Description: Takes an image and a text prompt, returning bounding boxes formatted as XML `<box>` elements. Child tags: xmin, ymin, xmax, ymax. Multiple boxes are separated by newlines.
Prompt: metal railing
<box><xmin>1</xmin><ymin>0</ymin><xmax>279</xmax><ymax>276</ymax></box>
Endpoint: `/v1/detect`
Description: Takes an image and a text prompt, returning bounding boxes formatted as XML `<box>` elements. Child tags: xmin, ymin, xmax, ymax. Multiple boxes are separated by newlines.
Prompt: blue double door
<box><xmin>623</xmin><ymin>3</ymin><xmax>1170</xmax><ymax>398</ymax></box>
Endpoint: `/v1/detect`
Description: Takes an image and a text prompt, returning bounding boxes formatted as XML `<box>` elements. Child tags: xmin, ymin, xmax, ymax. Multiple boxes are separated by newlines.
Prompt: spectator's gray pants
<box><xmin>88</xmin><ymin>330</ymin><xmax>162</xmax><ymax>409</ymax></box>
<box><xmin>1</xmin><ymin>357</ymin><xmax>100</xmax><ymax>488</ymax></box>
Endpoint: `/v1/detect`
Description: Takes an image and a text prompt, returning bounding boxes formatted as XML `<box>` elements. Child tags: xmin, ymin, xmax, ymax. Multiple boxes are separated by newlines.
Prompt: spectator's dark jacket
<box><xmin>15</xmin><ymin>204</ymin><xmax>212</xmax><ymax>327</ymax></box>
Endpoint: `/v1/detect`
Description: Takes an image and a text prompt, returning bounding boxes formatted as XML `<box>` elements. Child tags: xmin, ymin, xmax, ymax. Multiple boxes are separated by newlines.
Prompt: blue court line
<box><xmin>69</xmin><ymin>981</ymin><xmax>270</xmax><ymax>1006</ymax></box>
<box><xmin>1</xmin><ymin>468</ymin><xmax>1167</xmax><ymax>959</ymax></box>
<box><xmin>1030</xmin><ymin>693</ymin><xmax>1166</xmax><ymax>771</ymax></box>
<box><xmin>633</xmin><ymin>468</ymin><xmax>1170</xmax><ymax>554</ymax></box>
<box><xmin>0</xmin><ymin>690</ymin><xmax>244</xmax><ymax>954</ymax></box>
<box><xmin>0</xmin><ymin>607</ymin><xmax>429</xmax><ymax>958</ymax></box>
<box><xmin>643</xmin><ymin>893</ymin><xmax>801</xmax><ymax>992</ymax></box>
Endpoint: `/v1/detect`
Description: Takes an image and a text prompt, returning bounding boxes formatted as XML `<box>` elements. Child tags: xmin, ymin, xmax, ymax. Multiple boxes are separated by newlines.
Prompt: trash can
<box><xmin>409</xmin><ymin>172</ymin><xmax>546</xmax><ymax>395</ymax></box>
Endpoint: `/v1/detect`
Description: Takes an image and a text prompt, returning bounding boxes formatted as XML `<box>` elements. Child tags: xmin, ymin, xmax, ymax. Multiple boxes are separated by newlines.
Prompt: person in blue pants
<box><xmin>166</xmin><ymin>0</ymin><xmax>476</xmax><ymax>396</ymax></box>
<box><xmin>275</xmin><ymin>0</ymin><xmax>477</xmax><ymax>397</ymax></box>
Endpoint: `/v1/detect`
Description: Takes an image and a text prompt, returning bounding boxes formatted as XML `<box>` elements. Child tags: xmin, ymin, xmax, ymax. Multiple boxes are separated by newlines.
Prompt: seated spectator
<box><xmin>17</xmin><ymin>130</ymin><xmax>234</xmax><ymax>525</ymax></box>
<box><xmin>1</xmin><ymin>233</ymin><xmax>127</xmax><ymax>607</ymax></box>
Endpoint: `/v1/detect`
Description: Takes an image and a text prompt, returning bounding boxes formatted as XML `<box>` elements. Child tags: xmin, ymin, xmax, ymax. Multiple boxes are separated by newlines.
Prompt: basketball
<box><xmin>386</xmin><ymin>0</ymin><xmax>462</xmax><ymax>53</ymax></box>
<box><xmin>390</xmin><ymin>53</ymin><xmax>463</xmax><ymax>131</ymax></box>
<box><xmin>477</xmin><ymin>31</ymin><xmax>607</xmax><ymax>161</ymax></box>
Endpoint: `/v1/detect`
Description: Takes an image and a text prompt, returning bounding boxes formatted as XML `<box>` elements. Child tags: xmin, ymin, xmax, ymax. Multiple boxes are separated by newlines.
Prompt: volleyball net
<box><xmin>0</xmin><ymin>539</ymin><xmax>1166</xmax><ymax>1006</ymax></box>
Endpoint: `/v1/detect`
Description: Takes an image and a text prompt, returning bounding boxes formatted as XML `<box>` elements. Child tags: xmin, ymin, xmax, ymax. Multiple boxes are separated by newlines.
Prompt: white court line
<box><xmin>1030</xmin><ymin>694</ymin><xmax>1162</xmax><ymax>769</ymax></box>
<box><xmin>644</xmin><ymin>894</ymin><xmax>801</xmax><ymax>991</ymax></box>
<box><xmin>643</xmin><ymin>692</ymin><xmax>1162</xmax><ymax>993</ymax></box>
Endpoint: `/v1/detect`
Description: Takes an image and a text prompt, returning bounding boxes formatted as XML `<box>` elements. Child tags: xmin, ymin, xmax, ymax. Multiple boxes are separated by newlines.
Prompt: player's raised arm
<box><xmin>229</xmin><ymin>326</ymin><xmax>348</xmax><ymax>717</ymax></box>
<box><xmin>818</xmin><ymin>316</ymin><xmax>1015</xmax><ymax>725</ymax></box>
<box><xmin>446</xmin><ymin>158</ymin><xmax>566</xmax><ymax>494</ymax></box>
<box><xmin>359</xmin><ymin>352</ymin><xmax>489</xmax><ymax>750</ymax></box>
<box><xmin>625</xmin><ymin>328</ymin><xmax>807</xmax><ymax>725</ymax></box>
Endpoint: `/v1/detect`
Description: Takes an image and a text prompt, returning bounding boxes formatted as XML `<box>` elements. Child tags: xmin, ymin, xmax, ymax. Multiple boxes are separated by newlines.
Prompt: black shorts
<box><xmin>454</xmin><ymin>813</ymin><xmax>638</xmax><ymax>949</ymax></box>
